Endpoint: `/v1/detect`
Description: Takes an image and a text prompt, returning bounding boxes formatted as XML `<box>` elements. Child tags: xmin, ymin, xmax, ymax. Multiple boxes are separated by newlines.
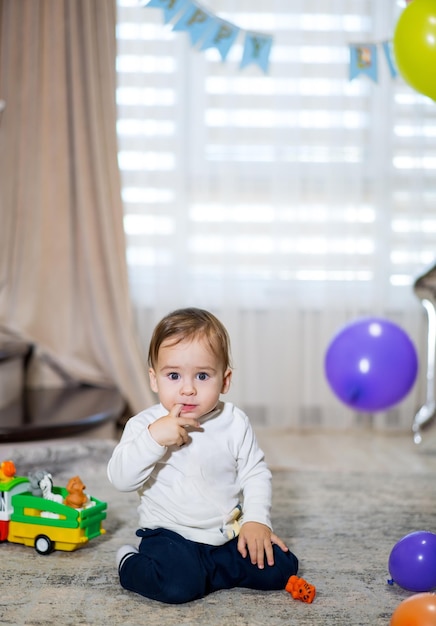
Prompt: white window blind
<box><xmin>116</xmin><ymin>0</ymin><xmax>435</xmax><ymax>311</ymax></box>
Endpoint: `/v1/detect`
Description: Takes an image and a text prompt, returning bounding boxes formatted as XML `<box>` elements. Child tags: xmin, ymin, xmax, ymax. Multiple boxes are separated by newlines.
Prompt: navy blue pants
<box><xmin>119</xmin><ymin>528</ymin><xmax>299</xmax><ymax>604</ymax></box>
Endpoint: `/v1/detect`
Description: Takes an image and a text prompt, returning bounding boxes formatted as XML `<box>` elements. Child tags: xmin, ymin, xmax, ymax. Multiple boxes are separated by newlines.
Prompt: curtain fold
<box><xmin>0</xmin><ymin>0</ymin><xmax>153</xmax><ymax>414</ymax></box>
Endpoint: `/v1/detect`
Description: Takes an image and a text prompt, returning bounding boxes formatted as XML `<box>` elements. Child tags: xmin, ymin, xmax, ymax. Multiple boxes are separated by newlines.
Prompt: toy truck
<box><xmin>0</xmin><ymin>467</ymin><xmax>107</xmax><ymax>554</ymax></box>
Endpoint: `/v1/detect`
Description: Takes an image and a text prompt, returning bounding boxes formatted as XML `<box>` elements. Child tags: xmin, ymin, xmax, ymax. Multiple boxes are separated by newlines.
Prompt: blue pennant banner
<box><xmin>172</xmin><ymin>2</ymin><xmax>213</xmax><ymax>46</ymax></box>
<box><xmin>240</xmin><ymin>32</ymin><xmax>273</xmax><ymax>74</ymax></box>
<box><xmin>200</xmin><ymin>18</ymin><xmax>240</xmax><ymax>61</ymax></box>
<box><xmin>349</xmin><ymin>44</ymin><xmax>378</xmax><ymax>83</ymax></box>
<box><xmin>144</xmin><ymin>0</ymin><xmax>273</xmax><ymax>73</ymax></box>
<box><xmin>144</xmin><ymin>1</ymin><xmax>400</xmax><ymax>82</ymax></box>
<box><xmin>145</xmin><ymin>0</ymin><xmax>189</xmax><ymax>24</ymax></box>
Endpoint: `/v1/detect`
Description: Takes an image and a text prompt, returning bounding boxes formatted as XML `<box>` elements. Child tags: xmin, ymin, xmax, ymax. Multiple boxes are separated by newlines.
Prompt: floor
<box><xmin>3</xmin><ymin>434</ymin><xmax>428</xmax><ymax>626</ymax></box>
<box><xmin>2</xmin><ymin>422</ymin><xmax>436</xmax><ymax>626</ymax></box>
<box><xmin>254</xmin><ymin>427</ymin><xmax>436</xmax><ymax>474</ymax></box>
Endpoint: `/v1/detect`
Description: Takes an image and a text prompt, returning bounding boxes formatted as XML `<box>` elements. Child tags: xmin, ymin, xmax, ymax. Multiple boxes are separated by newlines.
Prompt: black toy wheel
<box><xmin>35</xmin><ymin>534</ymin><xmax>54</xmax><ymax>555</ymax></box>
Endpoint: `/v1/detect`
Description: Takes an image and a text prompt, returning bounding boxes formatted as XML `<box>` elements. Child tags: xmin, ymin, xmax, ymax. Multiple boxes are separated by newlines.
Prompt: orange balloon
<box><xmin>390</xmin><ymin>593</ymin><xmax>436</xmax><ymax>626</ymax></box>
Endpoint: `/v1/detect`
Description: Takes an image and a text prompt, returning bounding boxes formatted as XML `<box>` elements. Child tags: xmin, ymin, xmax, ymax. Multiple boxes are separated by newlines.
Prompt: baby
<box><xmin>107</xmin><ymin>307</ymin><xmax>314</xmax><ymax>604</ymax></box>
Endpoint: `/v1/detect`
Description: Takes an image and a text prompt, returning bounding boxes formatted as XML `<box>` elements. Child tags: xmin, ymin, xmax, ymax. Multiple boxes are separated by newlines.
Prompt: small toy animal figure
<box><xmin>0</xmin><ymin>460</ymin><xmax>16</xmax><ymax>481</ymax></box>
<box><xmin>38</xmin><ymin>472</ymin><xmax>63</xmax><ymax>504</ymax></box>
<box><xmin>28</xmin><ymin>470</ymin><xmax>62</xmax><ymax>501</ymax></box>
<box><xmin>28</xmin><ymin>470</ymin><xmax>63</xmax><ymax>518</ymax></box>
<box><xmin>64</xmin><ymin>476</ymin><xmax>88</xmax><ymax>508</ymax></box>
<box><xmin>285</xmin><ymin>575</ymin><xmax>316</xmax><ymax>603</ymax></box>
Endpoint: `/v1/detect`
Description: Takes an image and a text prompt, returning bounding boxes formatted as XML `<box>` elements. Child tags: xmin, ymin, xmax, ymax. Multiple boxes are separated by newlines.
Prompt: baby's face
<box><xmin>149</xmin><ymin>336</ymin><xmax>231</xmax><ymax>420</ymax></box>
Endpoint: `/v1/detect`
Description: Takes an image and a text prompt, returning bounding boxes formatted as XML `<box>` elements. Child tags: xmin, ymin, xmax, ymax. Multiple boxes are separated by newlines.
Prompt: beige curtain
<box><xmin>0</xmin><ymin>0</ymin><xmax>153</xmax><ymax>413</ymax></box>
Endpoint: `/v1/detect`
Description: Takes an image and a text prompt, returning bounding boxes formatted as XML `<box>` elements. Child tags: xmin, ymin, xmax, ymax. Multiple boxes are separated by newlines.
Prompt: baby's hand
<box><xmin>148</xmin><ymin>404</ymin><xmax>200</xmax><ymax>448</ymax></box>
<box><xmin>237</xmin><ymin>522</ymin><xmax>288</xmax><ymax>569</ymax></box>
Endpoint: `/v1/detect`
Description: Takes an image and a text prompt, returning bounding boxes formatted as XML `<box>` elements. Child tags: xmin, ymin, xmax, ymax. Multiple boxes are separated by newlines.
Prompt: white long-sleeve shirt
<box><xmin>107</xmin><ymin>401</ymin><xmax>272</xmax><ymax>546</ymax></box>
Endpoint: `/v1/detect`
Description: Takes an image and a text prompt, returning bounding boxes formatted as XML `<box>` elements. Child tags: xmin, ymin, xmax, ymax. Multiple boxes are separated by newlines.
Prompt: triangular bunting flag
<box><xmin>144</xmin><ymin>0</ymin><xmax>189</xmax><ymax>24</ymax></box>
<box><xmin>240</xmin><ymin>32</ymin><xmax>273</xmax><ymax>73</ymax></box>
<box><xmin>200</xmin><ymin>17</ymin><xmax>240</xmax><ymax>60</ymax></box>
<box><xmin>349</xmin><ymin>44</ymin><xmax>378</xmax><ymax>82</ymax></box>
<box><xmin>382</xmin><ymin>40</ymin><xmax>398</xmax><ymax>78</ymax></box>
<box><xmin>172</xmin><ymin>1</ymin><xmax>213</xmax><ymax>46</ymax></box>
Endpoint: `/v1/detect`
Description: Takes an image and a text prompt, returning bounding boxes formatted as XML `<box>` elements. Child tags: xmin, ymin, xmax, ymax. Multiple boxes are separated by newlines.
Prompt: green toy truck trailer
<box><xmin>0</xmin><ymin>462</ymin><xmax>107</xmax><ymax>554</ymax></box>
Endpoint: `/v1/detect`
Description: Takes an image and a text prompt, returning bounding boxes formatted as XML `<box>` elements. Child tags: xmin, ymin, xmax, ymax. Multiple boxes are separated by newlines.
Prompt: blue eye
<box><xmin>197</xmin><ymin>372</ymin><xmax>209</xmax><ymax>381</ymax></box>
<box><xmin>168</xmin><ymin>372</ymin><xmax>180</xmax><ymax>381</ymax></box>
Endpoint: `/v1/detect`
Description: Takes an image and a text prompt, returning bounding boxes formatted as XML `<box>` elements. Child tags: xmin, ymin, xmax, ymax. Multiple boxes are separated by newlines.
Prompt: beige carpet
<box><xmin>1</xmin><ymin>439</ymin><xmax>435</xmax><ymax>626</ymax></box>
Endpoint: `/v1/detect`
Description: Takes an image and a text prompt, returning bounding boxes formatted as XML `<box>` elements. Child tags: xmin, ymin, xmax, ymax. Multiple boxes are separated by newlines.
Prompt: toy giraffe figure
<box><xmin>64</xmin><ymin>476</ymin><xmax>89</xmax><ymax>508</ymax></box>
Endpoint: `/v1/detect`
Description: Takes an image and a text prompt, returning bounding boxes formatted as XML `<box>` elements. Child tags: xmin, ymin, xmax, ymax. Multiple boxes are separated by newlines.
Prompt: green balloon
<box><xmin>393</xmin><ymin>0</ymin><xmax>436</xmax><ymax>100</ymax></box>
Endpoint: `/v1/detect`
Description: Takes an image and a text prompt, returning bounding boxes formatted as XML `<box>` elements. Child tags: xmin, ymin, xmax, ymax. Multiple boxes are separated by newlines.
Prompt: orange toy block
<box><xmin>285</xmin><ymin>575</ymin><xmax>316</xmax><ymax>603</ymax></box>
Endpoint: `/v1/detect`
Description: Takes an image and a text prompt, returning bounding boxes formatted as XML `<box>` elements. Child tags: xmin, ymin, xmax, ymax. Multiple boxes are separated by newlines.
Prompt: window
<box><xmin>116</xmin><ymin>0</ymin><xmax>435</xmax><ymax>311</ymax></box>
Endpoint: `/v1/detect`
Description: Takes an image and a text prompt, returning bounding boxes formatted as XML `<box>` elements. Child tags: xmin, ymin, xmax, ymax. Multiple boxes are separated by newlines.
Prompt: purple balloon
<box><xmin>325</xmin><ymin>317</ymin><xmax>418</xmax><ymax>411</ymax></box>
<box><xmin>389</xmin><ymin>531</ymin><xmax>436</xmax><ymax>592</ymax></box>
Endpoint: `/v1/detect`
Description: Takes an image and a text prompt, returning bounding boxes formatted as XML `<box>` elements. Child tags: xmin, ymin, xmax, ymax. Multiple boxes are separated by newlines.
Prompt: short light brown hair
<box><xmin>148</xmin><ymin>307</ymin><xmax>232</xmax><ymax>371</ymax></box>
